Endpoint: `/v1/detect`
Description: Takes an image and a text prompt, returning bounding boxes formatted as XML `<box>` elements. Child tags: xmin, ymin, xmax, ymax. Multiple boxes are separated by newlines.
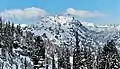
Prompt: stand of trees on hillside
<box><xmin>0</xmin><ymin>17</ymin><xmax>45</xmax><ymax>69</ymax></box>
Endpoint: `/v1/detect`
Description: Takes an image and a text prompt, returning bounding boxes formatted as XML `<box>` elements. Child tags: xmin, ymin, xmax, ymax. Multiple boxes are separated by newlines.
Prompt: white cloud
<box><xmin>66</xmin><ymin>8</ymin><xmax>105</xmax><ymax>18</ymax></box>
<box><xmin>0</xmin><ymin>7</ymin><xmax>48</xmax><ymax>20</ymax></box>
<box><xmin>0</xmin><ymin>7</ymin><xmax>105</xmax><ymax>23</ymax></box>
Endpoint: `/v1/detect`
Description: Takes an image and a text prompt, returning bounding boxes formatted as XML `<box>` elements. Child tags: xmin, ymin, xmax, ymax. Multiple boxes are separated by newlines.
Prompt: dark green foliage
<box><xmin>52</xmin><ymin>54</ymin><xmax>55</xmax><ymax>69</ymax></box>
<box><xmin>99</xmin><ymin>40</ymin><xmax>120</xmax><ymax>69</ymax></box>
<box><xmin>25</xmin><ymin>57</ymin><xmax>27</xmax><ymax>69</ymax></box>
<box><xmin>17</xmin><ymin>24</ymin><xmax>21</xmax><ymax>34</ymax></box>
<box><xmin>73</xmin><ymin>31</ymin><xmax>80</xmax><ymax>69</ymax></box>
<box><xmin>65</xmin><ymin>48</ymin><xmax>71</xmax><ymax>69</ymax></box>
<box><xmin>0</xmin><ymin>18</ymin><xmax>46</xmax><ymax>69</ymax></box>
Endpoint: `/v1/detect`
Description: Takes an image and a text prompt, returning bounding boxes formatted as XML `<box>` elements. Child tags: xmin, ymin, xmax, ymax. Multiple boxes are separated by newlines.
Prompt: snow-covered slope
<box><xmin>28</xmin><ymin>15</ymin><xmax>98</xmax><ymax>51</ymax></box>
<box><xmin>27</xmin><ymin>15</ymin><xmax>120</xmax><ymax>69</ymax></box>
<box><xmin>28</xmin><ymin>15</ymin><xmax>120</xmax><ymax>51</ymax></box>
<box><xmin>1</xmin><ymin>15</ymin><xmax>120</xmax><ymax>69</ymax></box>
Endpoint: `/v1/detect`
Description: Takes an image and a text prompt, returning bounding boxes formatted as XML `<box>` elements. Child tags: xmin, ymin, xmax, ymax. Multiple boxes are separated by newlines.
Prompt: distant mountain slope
<box><xmin>28</xmin><ymin>15</ymin><xmax>120</xmax><ymax>51</ymax></box>
<box><xmin>28</xmin><ymin>16</ymin><xmax>97</xmax><ymax>51</ymax></box>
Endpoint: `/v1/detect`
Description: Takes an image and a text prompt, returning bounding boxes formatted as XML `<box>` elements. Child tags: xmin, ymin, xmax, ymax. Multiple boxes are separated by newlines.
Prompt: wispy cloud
<box><xmin>65</xmin><ymin>8</ymin><xmax>105</xmax><ymax>18</ymax></box>
<box><xmin>0</xmin><ymin>7</ymin><xmax>48</xmax><ymax>20</ymax></box>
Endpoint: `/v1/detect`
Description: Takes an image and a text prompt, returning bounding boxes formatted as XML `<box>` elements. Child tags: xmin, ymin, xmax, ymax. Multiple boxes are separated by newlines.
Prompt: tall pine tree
<box><xmin>73</xmin><ymin>31</ymin><xmax>80</xmax><ymax>69</ymax></box>
<box><xmin>100</xmin><ymin>40</ymin><xmax>120</xmax><ymax>69</ymax></box>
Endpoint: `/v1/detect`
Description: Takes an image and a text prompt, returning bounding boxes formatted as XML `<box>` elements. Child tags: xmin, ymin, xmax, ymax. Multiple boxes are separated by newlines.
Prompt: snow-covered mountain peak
<box><xmin>27</xmin><ymin>15</ymin><xmax>120</xmax><ymax>51</ymax></box>
<box><xmin>28</xmin><ymin>15</ymin><xmax>93</xmax><ymax>48</ymax></box>
<box><xmin>46</xmin><ymin>15</ymin><xmax>73</xmax><ymax>24</ymax></box>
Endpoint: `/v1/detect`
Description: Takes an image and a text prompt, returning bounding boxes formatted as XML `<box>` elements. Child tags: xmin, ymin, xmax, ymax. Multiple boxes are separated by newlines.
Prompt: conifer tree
<box><xmin>57</xmin><ymin>51</ymin><xmax>61</xmax><ymax>69</ymax></box>
<box><xmin>32</xmin><ymin>36</ymin><xmax>45</xmax><ymax>68</ymax></box>
<box><xmin>11</xmin><ymin>23</ymin><xmax>14</xmax><ymax>37</ymax></box>
<box><xmin>96</xmin><ymin>47</ymin><xmax>102</xmax><ymax>69</ymax></box>
<box><xmin>73</xmin><ymin>31</ymin><xmax>80</xmax><ymax>69</ymax></box>
<box><xmin>58</xmin><ymin>49</ymin><xmax>65</xmax><ymax>68</ymax></box>
<box><xmin>100</xmin><ymin>40</ymin><xmax>120</xmax><ymax>69</ymax></box>
<box><xmin>52</xmin><ymin>54</ymin><xmax>55</xmax><ymax>69</ymax></box>
<box><xmin>8</xmin><ymin>21</ymin><xmax>11</xmax><ymax>36</ymax></box>
<box><xmin>0</xmin><ymin>17</ymin><xmax>2</xmax><ymax>46</ymax></box>
<box><xmin>17</xmin><ymin>24</ymin><xmax>21</xmax><ymax>34</ymax></box>
<box><xmin>65</xmin><ymin>48</ymin><xmax>71</xmax><ymax>69</ymax></box>
<box><xmin>46</xmin><ymin>58</ymin><xmax>49</xmax><ymax>69</ymax></box>
<box><xmin>0</xmin><ymin>17</ymin><xmax>2</xmax><ymax>30</ymax></box>
<box><xmin>25</xmin><ymin>57</ymin><xmax>27</xmax><ymax>69</ymax></box>
<box><xmin>4</xmin><ymin>22</ymin><xmax>8</xmax><ymax>36</ymax></box>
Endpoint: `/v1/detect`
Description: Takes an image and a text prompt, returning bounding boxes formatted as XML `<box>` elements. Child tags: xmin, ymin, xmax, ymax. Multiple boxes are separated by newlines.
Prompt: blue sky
<box><xmin>0</xmin><ymin>0</ymin><xmax>120</xmax><ymax>24</ymax></box>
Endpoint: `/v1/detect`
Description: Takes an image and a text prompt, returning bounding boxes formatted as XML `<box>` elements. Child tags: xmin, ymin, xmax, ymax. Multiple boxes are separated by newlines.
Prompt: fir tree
<box><xmin>25</xmin><ymin>57</ymin><xmax>27</xmax><ymax>69</ymax></box>
<box><xmin>73</xmin><ymin>31</ymin><xmax>80</xmax><ymax>69</ymax></box>
<box><xmin>0</xmin><ymin>17</ymin><xmax>2</xmax><ymax>47</ymax></box>
<box><xmin>0</xmin><ymin>17</ymin><xmax>2</xmax><ymax>31</ymax></box>
<box><xmin>52</xmin><ymin>54</ymin><xmax>55</xmax><ymax>69</ymax></box>
<box><xmin>100</xmin><ymin>40</ymin><xmax>120</xmax><ymax>69</ymax></box>
<box><xmin>31</xmin><ymin>36</ymin><xmax>45</xmax><ymax>68</ymax></box>
<box><xmin>65</xmin><ymin>48</ymin><xmax>71</xmax><ymax>69</ymax></box>
<box><xmin>11</xmin><ymin>23</ymin><xmax>14</xmax><ymax>37</ymax></box>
